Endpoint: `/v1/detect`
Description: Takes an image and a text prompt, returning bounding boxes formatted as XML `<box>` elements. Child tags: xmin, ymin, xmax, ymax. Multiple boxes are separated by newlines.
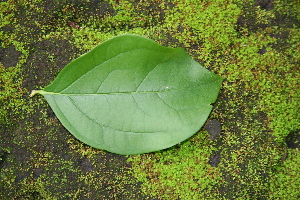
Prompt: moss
<box><xmin>0</xmin><ymin>0</ymin><xmax>299</xmax><ymax>199</ymax></box>
<box><xmin>0</xmin><ymin>63</ymin><xmax>23</xmax><ymax>124</ymax></box>
<box><xmin>128</xmin><ymin>133</ymin><xmax>222</xmax><ymax>199</ymax></box>
<box><xmin>269</xmin><ymin>149</ymin><xmax>300</xmax><ymax>198</ymax></box>
<box><xmin>128</xmin><ymin>0</ymin><xmax>299</xmax><ymax>199</ymax></box>
<box><xmin>1</xmin><ymin>0</ymin><xmax>158</xmax><ymax>199</ymax></box>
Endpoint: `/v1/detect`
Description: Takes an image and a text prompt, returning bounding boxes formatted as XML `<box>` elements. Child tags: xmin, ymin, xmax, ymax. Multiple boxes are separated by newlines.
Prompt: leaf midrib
<box><xmin>38</xmin><ymin>79</ymin><xmax>219</xmax><ymax>96</ymax></box>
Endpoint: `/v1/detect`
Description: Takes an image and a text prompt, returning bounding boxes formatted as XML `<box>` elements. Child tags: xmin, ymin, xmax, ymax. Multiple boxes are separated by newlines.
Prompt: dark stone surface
<box><xmin>286</xmin><ymin>130</ymin><xmax>300</xmax><ymax>149</ymax></box>
<box><xmin>209</xmin><ymin>151</ymin><xmax>221</xmax><ymax>167</ymax></box>
<box><xmin>205</xmin><ymin>119</ymin><xmax>222</xmax><ymax>140</ymax></box>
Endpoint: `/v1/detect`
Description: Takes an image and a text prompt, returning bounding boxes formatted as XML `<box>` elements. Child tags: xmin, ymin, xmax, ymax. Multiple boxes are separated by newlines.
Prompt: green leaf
<box><xmin>31</xmin><ymin>34</ymin><xmax>223</xmax><ymax>155</ymax></box>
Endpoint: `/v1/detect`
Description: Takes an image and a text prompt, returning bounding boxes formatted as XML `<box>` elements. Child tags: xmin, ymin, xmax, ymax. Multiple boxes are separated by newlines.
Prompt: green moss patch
<box><xmin>0</xmin><ymin>0</ymin><xmax>299</xmax><ymax>199</ymax></box>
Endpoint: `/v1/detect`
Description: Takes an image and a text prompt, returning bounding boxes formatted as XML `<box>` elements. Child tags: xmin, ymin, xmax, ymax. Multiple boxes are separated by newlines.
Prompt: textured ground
<box><xmin>1</xmin><ymin>0</ymin><xmax>299</xmax><ymax>199</ymax></box>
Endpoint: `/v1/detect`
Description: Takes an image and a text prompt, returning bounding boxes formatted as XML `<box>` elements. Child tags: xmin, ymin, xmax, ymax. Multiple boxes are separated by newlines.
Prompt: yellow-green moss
<box><xmin>1</xmin><ymin>0</ymin><xmax>299</xmax><ymax>199</ymax></box>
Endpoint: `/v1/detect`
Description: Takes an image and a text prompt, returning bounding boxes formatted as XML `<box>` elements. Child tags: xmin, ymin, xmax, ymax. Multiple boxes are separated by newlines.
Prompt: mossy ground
<box><xmin>0</xmin><ymin>0</ymin><xmax>299</xmax><ymax>199</ymax></box>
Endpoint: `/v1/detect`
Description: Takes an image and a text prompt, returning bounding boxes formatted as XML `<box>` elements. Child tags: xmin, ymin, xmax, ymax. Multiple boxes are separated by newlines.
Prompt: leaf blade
<box><xmin>34</xmin><ymin>34</ymin><xmax>223</xmax><ymax>154</ymax></box>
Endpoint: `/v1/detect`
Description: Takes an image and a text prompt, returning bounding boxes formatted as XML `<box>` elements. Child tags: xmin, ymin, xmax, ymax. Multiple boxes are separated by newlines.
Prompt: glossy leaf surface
<box><xmin>31</xmin><ymin>34</ymin><xmax>223</xmax><ymax>155</ymax></box>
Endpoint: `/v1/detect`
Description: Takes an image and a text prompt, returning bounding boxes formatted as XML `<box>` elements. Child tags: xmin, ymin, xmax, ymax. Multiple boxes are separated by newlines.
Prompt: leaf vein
<box><xmin>60</xmin><ymin>48</ymin><xmax>155</xmax><ymax>93</ymax></box>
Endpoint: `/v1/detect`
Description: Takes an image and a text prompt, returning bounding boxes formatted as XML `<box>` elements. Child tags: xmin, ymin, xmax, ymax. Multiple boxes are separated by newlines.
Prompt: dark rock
<box><xmin>0</xmin><ymin>44</ymin><xmax>22</xmax><ymax>68</ymax></box>
<box><xmin>286</xmin><ymin>130</ymin><xmax>300</xmax><ymax>149</ymax></box>
<box><xmin>258</xmin><ymin>46</ymin><xmax>267</xmax><ymax>55</ymax></box>
<box><xmin>255</xmin><ymin>0</ymin><xmax>274</xmax><ymax>11</ymax></box>
<box><xmin>0</xmin><ymin>149</ymin><xmax>9</xmax><ymax>170</ymax></box>
<box><xmin>209</xmin><ymin>152</ymin><xmax>221</xmax><ymax>167</ymax></box>
<box><xmin>79</xmin><ymin>158</ymin><xmax>94</xmax><ymax>173</ymax></box>
<box><xmin>33</xmin><ymin>168</ymin><xmax>44</xmax><ymax>178</ymax></box>
<box><xmin>205</xmin><ymin>119</ymin><xmax>222</xmax><ymax>140</ymax></box>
